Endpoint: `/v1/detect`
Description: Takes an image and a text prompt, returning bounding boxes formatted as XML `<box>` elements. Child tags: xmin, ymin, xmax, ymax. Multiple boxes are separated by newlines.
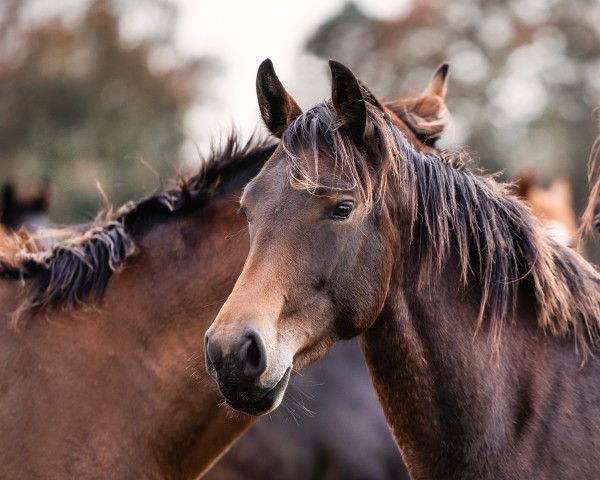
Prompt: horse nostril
<box><xmin>204</xmin><ymin>333</ymin><xmax>223</xmax><ymax>374</ymax></box>
<box><xmin>239</xmin><ymin>328</ymin><xmax>267</xmax><ymax>378</ymax></box>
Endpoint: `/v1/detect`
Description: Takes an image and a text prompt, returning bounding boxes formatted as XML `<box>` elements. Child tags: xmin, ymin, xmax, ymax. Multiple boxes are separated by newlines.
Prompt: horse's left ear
<box><xmin>330</xmin><ymin>60</ymin><xmax>366</xmax><ymax>141</ymax></box>
<box><xmin>549</xmin><ymin>176</ymin><xmax>573</xmax><ymax>204</ymax></box>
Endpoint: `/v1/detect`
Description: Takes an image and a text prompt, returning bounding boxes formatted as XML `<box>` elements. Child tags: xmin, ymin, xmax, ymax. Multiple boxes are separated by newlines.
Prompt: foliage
<box><xmin>0</xmin><ymin>0</ymin><xmax>213</xmax><ymax>221</ymax></box>
<box><xmin>305</xmin><ymin>0</ymin><xmax>600</xmax><ymax>213</ymax></box>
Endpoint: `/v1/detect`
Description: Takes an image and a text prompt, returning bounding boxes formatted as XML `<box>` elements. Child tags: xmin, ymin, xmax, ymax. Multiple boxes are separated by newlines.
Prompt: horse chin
<box><xmin>224</xmin><ymin>366</ymin><xmax>292</xmax><ymax>416</ymax></box>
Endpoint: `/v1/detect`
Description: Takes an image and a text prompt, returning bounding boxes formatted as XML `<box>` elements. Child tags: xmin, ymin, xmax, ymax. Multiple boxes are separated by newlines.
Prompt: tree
<box><xmin>0</xmin><ymin>0</ymin><xmax>214</xmax><ymax>221</ymax></box>
<box><xmin>304</xmin><ymin>0</ymin><xmax>600</xmax><ymax>215</ymax></box>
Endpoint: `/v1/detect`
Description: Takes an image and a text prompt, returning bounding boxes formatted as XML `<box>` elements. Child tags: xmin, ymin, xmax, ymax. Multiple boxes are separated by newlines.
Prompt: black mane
<box><xmin>0</xmin><ymin>134</ymin><xmax>276</xmax><ymax>317</ymax></box>
<box><xmin>283</xmin><ymin>101</ymin><xmax>600</xmax><ymax>355</ymax></box>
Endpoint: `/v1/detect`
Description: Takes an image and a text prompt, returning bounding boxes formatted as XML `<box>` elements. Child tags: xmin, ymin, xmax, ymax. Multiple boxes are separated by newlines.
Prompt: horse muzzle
<box><xmin>204</xmin><ymin>327</ymin><xmax>291</xmax><ymax>415</ymax></box>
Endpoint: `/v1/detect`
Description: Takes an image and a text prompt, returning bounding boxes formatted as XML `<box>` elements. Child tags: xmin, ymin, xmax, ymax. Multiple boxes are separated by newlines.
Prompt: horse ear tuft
<box><xmin>329</xmin><ymin>60</ymin><xmax>366</xmax><ymax>141</ymax></box>
<box><xmin>256</xmin><ymin>59</ymin><xmax>302</xmax><ymax>138</ymax></box>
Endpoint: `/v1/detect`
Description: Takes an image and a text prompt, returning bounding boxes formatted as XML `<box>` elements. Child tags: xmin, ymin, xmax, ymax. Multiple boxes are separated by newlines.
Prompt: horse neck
<box><xmin>360</xmin><ymin>246</ymin><xmax>575</xmax><ymax>479</ymax></box>
<box><xmin>0</xmin><ymin>199</ymin><xmax>254</xmax><ymax>478</ymax></box>
<box><xmin>106</xmin><ymin>200</ymin><xmax>256</xmax><ymax>477</ymax></box>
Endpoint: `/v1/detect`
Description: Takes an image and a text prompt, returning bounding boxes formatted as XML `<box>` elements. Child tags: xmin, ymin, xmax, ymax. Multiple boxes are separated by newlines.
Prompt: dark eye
<box><xmin>330</xmin><ymin>201</ymin><xmax>354</xmax><ymax>220</ymax></box>
<box><xmin>238</xmin><ymin>205</ymin><xmax>249</xmax><ymax>221</ymax></box>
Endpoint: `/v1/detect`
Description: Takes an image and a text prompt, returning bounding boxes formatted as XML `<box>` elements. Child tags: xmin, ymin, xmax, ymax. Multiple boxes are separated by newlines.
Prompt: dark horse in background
<box><xmin>205</xmin><ymin>59</ymin><xmax>600</xmax><ymax>479</ymax></box>
<box><xmin>0</xmin><ymin>179</ymin><xmax>52</xmax><ymax>231</ymax></box>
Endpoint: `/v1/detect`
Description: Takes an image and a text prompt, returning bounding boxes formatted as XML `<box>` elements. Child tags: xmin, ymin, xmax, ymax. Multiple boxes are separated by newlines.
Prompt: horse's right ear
<box><xmin>256</xmin><ymin>59</ymin><xmax>302</xmax><ymax>138</ymax></box>
<box><xmin>513</xmin><ymin>167</ymin><xmax>536</xmax><ymax>198</ymax></box>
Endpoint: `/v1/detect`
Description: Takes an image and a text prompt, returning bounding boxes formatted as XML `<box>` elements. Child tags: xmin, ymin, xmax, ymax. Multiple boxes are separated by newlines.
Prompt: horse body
<box><xmin>362</xmin><ymin>252</ymin><xmax>600</xmax><ymax>479</ymax></box>
<box><xmin>0</xmin><ymin>196</ymin><xmax>254</xmax><ymax>478</ymax></box>
<box><xmin>206</xmin><ymin>59</ymin><xmax>600</xmax><ymax>479</ymax></box>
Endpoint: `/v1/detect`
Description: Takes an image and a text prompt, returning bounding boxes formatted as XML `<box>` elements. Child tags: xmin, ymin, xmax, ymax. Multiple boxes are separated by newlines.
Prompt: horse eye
<box><xmin>238</xmin><ymin>205</ymin><xmax>249</xmax><ymax>221</ymax></box>
<box><xmin>330</xmin><ymin>201</ymin><xmax>354</xmax><ymax>220</ymax></box>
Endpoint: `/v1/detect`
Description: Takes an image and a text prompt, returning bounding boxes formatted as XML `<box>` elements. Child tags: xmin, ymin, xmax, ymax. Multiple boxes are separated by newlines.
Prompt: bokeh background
<box><xmin>2</xmin><ymin>0</ymin><xmax>600</xmax><ymax>248</ymax></box>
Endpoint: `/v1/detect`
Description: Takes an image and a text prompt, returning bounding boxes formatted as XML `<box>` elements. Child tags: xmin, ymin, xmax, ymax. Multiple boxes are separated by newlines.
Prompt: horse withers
<box><xmin>205</xmin><ymin>59</ymin><xmax>600</xmax><ymax>479</ymax></box>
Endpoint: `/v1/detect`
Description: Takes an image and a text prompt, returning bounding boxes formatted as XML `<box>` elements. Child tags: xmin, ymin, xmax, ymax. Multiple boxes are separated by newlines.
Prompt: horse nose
<box><xmin>204</xmin><ymin>327</ymin><xmax>267</xmax><ymax>379</ymax></box>
<box><xmin>237</xmin><ymin>328</ymin><xmax>267</xmax><ymax>378</ymax></box>
<box><xmin>204</xmin><ymin>331</ymin><xmax>223</xmax><ymax>375</ymax></box>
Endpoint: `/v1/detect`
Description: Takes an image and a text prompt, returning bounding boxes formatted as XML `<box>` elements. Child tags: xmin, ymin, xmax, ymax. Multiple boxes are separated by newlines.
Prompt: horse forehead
<box><xmin>243</xmin><ymin>154</ymin><xmax>290</xmax><ymax>206</ymax></box>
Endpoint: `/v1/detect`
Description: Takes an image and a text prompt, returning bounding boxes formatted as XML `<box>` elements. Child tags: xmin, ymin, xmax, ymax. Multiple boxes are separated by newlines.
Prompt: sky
<box><xmin>169</xmin><ymin>0</ymin><xmax>411</xmax><ymax>151</ymax></box>
<box><xmin>26</xmin><ymin>0</ymin><xmax>411</xmax><ymax>151</ymax></box>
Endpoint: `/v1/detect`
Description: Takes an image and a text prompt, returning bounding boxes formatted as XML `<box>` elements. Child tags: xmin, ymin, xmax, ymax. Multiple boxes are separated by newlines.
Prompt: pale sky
<box><xmin>26</xmin><ymin>0</ymin><xmax>411</xmax><ymax>152</ymax></box>
<box><xmin>170</xmin><ymin>0</ymin><xmax>411</xmax><ymax>152</ymax></box>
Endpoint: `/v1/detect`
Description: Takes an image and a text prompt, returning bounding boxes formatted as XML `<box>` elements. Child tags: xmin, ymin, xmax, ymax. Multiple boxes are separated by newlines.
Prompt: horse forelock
<box><xmin>0</xmin><ymin>134</ymin><xmax>276</xmax><ymax>322</ymax></box>
<box><xmin>280</xmin><ymin>101</ymin><xmax>600</xmax><ymax>357</ymax></box>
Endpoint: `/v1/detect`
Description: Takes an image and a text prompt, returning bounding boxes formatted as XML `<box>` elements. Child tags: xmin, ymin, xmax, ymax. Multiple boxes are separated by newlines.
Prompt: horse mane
<box><xmin>0</xmin><ymin>134</ymin><xmax>276</xmax><ymax>320</ymax></box>
<box><xmin>283</xmin><ymin>101</ymin><xmax>600</xmax><ymax>356</ymax></box>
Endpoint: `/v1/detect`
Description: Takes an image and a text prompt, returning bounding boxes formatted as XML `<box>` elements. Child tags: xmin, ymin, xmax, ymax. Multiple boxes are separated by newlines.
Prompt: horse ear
<box><xmin>329</xmin><ymin>60</ymin><xmax>366</xmax><ymax>141</ymax></box>
<box><xmin>256</xmin><ymin>59</ymin><xmax>302</xmax><ymax>138</ymax></box>
<box><xmin>386</xmin><ymin>62</ymin><xmax>450</xmax><ymax>146</ymax></box>
<box><xmin>422</xmin><ymin>62</ymin><xmax>450</xmax><ymax>99</ymax></box>
<box><xmin>513</xmin><ymin>168</ymin><xmax>536</xmax><ymax>198</ymax></box>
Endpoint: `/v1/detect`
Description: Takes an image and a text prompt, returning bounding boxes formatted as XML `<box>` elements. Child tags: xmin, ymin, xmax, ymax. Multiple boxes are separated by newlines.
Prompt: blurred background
<box><xmin>1</xmin><ymin>0</ymin><xmax>600</xmax><ymax>248</ymax></box>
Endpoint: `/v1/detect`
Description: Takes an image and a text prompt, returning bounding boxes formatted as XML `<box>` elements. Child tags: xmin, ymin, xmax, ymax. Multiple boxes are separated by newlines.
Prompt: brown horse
<box><xmin>205</xmin><ymin>59</ymin><xmax>600</xmax><ymax>479</ymax></box>
<box><xmin>0</xmin><ymin>138</ymin><xmax>274</xmax><ymax>478</ymax></box>
<box><xmin>513</xmin><ymin>168</ymin><xmax>578</xmax><ymax>249</ymax></box>
<box><xmin>209</xmin><ymin>63</ymin><xmax>450</xmax><ymax>480</ymax></box>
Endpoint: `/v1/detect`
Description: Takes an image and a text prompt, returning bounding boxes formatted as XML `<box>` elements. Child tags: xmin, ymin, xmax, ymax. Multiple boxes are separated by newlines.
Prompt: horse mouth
<box><xmin>224</xmin><ymin>367</ymin><xmax>291</xmax><ymax>415</ymax></box>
